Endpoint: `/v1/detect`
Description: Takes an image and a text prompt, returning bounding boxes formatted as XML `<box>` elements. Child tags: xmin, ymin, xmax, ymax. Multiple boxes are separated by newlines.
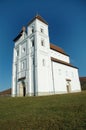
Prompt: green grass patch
<box><xmin>0</xmin><ymin>91</ymin><xmax>86</xmax><ymax>130</ymax></box>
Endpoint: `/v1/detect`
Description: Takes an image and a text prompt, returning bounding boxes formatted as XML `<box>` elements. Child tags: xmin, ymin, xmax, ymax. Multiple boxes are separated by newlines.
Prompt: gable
<box><xmin>13</xmin><ymin>27</ymin><xmax>26</xmax><ymax>42</ymax></box>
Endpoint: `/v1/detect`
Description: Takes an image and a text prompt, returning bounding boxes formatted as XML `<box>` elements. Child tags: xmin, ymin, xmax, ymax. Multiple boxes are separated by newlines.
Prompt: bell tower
<box><xmin>27</xmin><ymin>15</ymin><xmax>53</xmax><ymax>96</ymax></box>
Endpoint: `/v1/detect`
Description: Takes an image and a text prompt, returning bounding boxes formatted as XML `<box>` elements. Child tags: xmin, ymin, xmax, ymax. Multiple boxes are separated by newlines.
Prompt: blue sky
<box><xmin>0</xmin><ymin>0</ymin><xmax>86</xmax><ymax>91</ymax></box>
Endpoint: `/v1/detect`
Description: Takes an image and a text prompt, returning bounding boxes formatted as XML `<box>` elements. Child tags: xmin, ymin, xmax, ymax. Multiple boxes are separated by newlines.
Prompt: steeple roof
<box><xmin>28</xmin><ymin>15</ymin><xmax>48</xmax><ymax>25</ymax></box>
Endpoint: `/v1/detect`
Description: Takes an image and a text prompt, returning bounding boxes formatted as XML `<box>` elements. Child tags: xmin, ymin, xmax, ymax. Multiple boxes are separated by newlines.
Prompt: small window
<box><xmin>33</xmin><ymin>58</ymin><xmax>34</xmax><ymax>65</ymax></box>
<box><xmin>22</xmin><ymin>48</ymin><xmax>25</xmax><ymax>53</ymax></box>
<box><xmin>31</xmin><ymin>25</ymin><xmax>34</xmax><ymax>33</ymax></box>
<box><xmin>41</xmin><ymin>40</ymin><xmax>44</xmax><ymax>46</ymax></box>
<box><xmin>40</xmin><ymin>28</ymin><xmax>44</xmax><ymax>33</ymax></box>
<box><xmin>31</xmin><ymin>39</ymin><xmax>34</xmax><ymax>47</ymax></box>
<box><xmin>32</xmin><ymin>28</ymin><xmax>34</xmax><ymax>33</ymax></box>
<box><xmin>16</xmin><ymin>50</ymin><xmax>19</xmax><ymax>56</ymax></box>
<box><xmin>42</xmin><ymin>59</ymin><xmax>45</xmax><ymax>66</ymax></box>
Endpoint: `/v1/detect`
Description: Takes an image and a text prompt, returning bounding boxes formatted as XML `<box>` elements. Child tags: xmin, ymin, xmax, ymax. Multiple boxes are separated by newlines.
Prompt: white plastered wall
<box><xmin>52</xmin><ymin>61</ymin><xmax>81</xmax><ymax>94</ymax></box>
<box><xmin>50</xmin><ymin>49</ymin><xmax>70</xmax><ymax>63</ymax></box>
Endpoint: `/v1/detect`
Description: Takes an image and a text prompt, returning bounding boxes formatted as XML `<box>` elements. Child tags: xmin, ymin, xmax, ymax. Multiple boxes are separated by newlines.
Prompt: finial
<box><xmin>36</xmin><ymin>12</ymin><xmax>39</xmax><ymax>17</ymax></box>
<box><xmin>22</xmin><ymin>26</ymin><xmax>26</xmax><ymax>32</ymax></box>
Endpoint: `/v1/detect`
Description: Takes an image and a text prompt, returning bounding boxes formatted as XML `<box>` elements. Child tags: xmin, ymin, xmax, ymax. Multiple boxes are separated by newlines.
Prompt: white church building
<box><xmin>12</xmin><ymin>15</ymin><xmax>81</xmax><ymax>97</ymax></box>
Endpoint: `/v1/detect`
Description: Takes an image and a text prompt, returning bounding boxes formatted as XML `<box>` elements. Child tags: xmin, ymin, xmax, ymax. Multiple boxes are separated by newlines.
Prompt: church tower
<box><xmin>12</xmin><ymin>15</ymin><xmax>53</xmax><ymax>97</ymax></box>
<box><xmin>27</xmin><ymin>15</ymin><xmax>53</xmax><ymax>96</ymax></box>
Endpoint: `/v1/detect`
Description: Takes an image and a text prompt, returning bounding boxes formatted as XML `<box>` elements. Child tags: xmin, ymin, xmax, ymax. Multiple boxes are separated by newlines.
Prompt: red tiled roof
<box><xmin>13</xmin><ymin>15</ymin><xmax>48</xmax><ymax>42</ymax></box>
<box><xmin>0</xmin><ymin>88</ymin><xmax>11</xmax><ymax>96</ymax></box>
<box><xmin>28</xmin><ymin>15</ymin><xmax>48</xmax><ymax>25</ymax></box>
<box><xmin>80</xmin><ymin>77</ymin><xmax>86</xmax><ymax>82</ymax></box>
<box><xmin>51</xmin><ymin>57</ymin><xmax>78</xmax><ymax>69</ymax></box>
<box><xmin>50</xmin><ymin>43</ymin><xmax>68</xmax><ymax>56</ymax></box>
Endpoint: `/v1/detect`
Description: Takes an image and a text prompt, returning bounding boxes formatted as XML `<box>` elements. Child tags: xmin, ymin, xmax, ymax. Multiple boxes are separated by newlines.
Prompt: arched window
<box><xmin>32</xmin><ymin>28</ymin><xmax>34</xmax><ymax>33</ymax></box>
<box><xmin>16</xmin><ymin>50</ymin><xmax>19</xmax><ymax>56</ymax></box>
<box><xmin>22</xmin><ymin>47</ymin><xmax>25</xmax><ymax>53</ymax></box>
<box><xmin>40</xmin><ymin>28</ymin><xmax>44</xmax><ymax>33</ymax></box>
<box><xmin>41</xmin><ymin>39</ymin><xmax>45</xmax><ymax>46</ymax></box>
<box><xmin>31</xmin><ymin>39</ymin><xmax>34</xmax><ymax>47</ymax></box>
<box><xmin>31</xmin><ymin>25</ymin><xmax>34</xmax><ymax>33</ymax></box>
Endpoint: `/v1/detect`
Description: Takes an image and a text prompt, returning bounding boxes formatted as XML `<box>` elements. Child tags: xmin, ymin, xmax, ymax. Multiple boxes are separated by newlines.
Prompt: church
<box><xmin>12</xmin><ymin>15</ymin><xmax>81</xmax><ymax>97</ymax></box>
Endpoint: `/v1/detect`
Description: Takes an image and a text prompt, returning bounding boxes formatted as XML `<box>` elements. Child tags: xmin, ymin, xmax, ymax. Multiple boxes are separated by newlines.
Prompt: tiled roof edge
<box><xmin>50</xmin><ymin>43</ymin><xmax>69</xmax><ymax>56</ymax></box>
<box><xmin>28</xmin><ymin>15</ymin><xmax>48</xmax><ymax>25</ymax></box>
<box><xmin>51</xmin><ymin>57</ymin><xmax>78</xmax><ymax>69</ymax></box>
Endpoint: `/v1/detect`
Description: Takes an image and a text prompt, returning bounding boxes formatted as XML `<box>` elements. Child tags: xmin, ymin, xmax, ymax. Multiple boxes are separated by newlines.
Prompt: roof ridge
<box><xmin>50</xmin><ymin>43</ymin><xmax>65</xmax><ymax>51</ymax></box>
<box><xmin>51</xmin><ymin>57</ymin><xmax>78</xmax><ymax>69</ymax></box>
<box><xmin>50</xmin><ymin>43</ymin><xmax>69</xmax><ymax>56</ymax></box>
<box><xmin>28</xmin><ymin>15</ymin><xmax>48</xmax><ymax>25</ymax></box>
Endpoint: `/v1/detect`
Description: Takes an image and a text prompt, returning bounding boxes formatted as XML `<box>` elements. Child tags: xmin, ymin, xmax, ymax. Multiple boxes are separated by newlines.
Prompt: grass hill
<box><xmin>0</xmin><ymin>91</ymin><xmax>86</xmax><ymax>130</ymax></box>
